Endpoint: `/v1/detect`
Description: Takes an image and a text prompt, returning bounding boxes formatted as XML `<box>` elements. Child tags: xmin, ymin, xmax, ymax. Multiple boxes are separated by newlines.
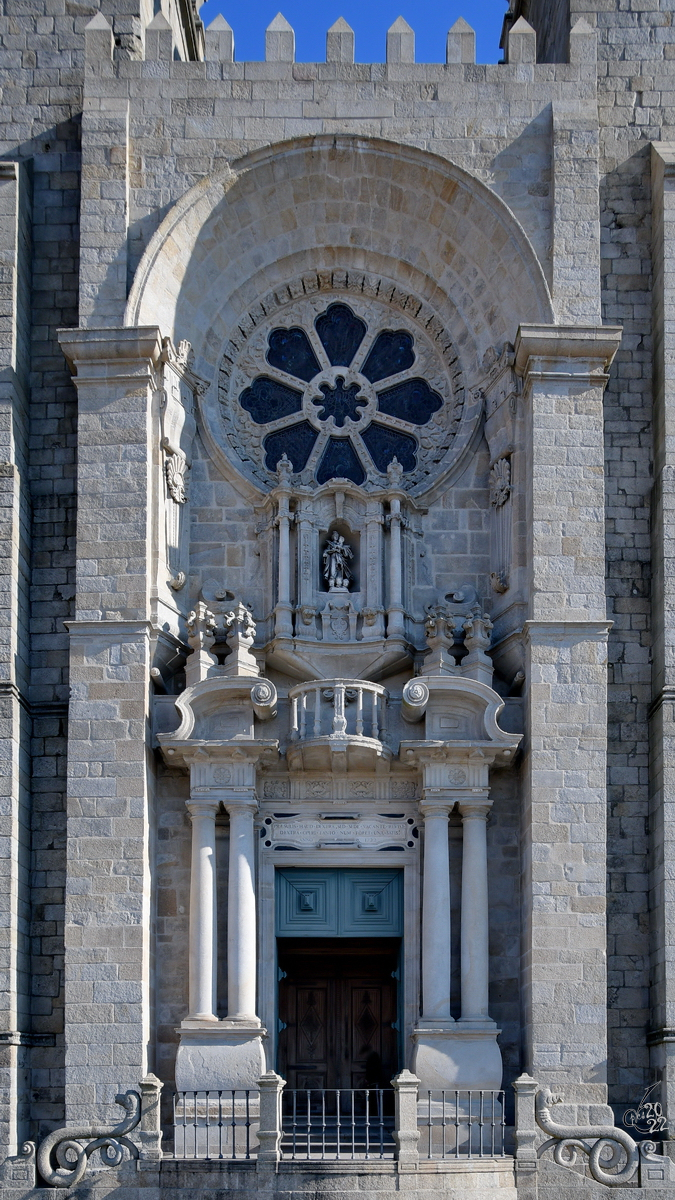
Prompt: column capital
<box><xmin>458</xmin><ymin>798</ymin><xmax>492</xmax><ymax>820</ymax></box>
<box><xmin>418</xmin><ymin>798</ymin><xmax>453</xmax><ymax>817</ymax></box>
<box><xmin>514</xmin><ymin>323</ymin><xmax>622</xmax><ymax>387</ymax></box>
<box><xmin>186</xmin><ymin>797</ymin><xmax>221</xmax><ymax>821</ymax></box>
<box><xmin>224</xmin><ymin>798</ymin><xmax>258</xmax><ymax>817</ymax></box>
<box><xmin>58</xmin><ymin>325</ymin><xmax>163</xmax><ymax>384</ymax></box>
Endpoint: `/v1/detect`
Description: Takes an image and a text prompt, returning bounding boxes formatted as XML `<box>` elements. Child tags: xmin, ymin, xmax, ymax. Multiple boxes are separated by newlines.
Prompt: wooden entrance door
<box><xmin>277</xmin><ymin>938</ymin><xmax>400</xmax><ymax>1091</ymax></box>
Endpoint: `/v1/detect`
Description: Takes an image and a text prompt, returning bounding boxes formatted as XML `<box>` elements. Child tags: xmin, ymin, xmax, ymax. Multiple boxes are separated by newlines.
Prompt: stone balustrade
<box><xmin>287</xmin><ymin>679</ymin><xmax>390</xmax><ymax>772</ymax></box>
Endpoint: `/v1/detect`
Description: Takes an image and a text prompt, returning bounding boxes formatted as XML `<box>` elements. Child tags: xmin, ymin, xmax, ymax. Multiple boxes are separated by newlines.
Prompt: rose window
<box><xmin>218</xmin><ymin>288</ymin><xmax>469</xmax><ymax>493</ymax></box>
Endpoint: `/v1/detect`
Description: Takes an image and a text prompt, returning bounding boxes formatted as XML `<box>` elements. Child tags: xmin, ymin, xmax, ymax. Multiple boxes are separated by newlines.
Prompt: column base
<box><xmin>175</xmin><ymin>1020</ymin><xmax>268</xmax><ymax>1091</ymax></box>
<box><xmin>411</xmin><ymin>1024</ymin><xmax>503</xmax><ymax>1091</ymax></box>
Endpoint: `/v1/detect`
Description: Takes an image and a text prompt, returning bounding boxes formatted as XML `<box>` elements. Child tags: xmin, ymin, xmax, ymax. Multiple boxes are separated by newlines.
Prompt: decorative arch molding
<box><xmin>125</xmin><ymin>135</ymin><xmax>553</xmax><ymax>498</ymax></box>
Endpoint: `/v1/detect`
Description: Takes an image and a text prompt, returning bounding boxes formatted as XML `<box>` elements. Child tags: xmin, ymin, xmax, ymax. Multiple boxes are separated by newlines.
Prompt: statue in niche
<box><xmin>323</xmin><ymin>532</ymin><xmax>353</xmax><ymax>591</ymax></box>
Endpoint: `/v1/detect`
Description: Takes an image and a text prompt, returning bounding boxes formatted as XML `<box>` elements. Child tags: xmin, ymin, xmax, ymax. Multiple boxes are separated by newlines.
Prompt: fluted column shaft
<box><xmin>187</xmin><ymin>798</ymin><xmax>220</xmax><ymax>1021</ymax></box>
<box><xmin>459</xmin><ymin>800</ymin><xmax>492</xmax><ymax>1023</ymax></box>
<box><xmin>226</xmin><ymin>801</ymin><xmax>259</xmax><ymax>1022</ymax></box>
<box><xmin>420</xmin><ymin>802</ymin><xmax>454</xmax><ymax>1024</ymax></box>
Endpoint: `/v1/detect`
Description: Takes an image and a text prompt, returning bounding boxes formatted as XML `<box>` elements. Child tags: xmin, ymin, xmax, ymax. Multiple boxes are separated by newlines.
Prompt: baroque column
<box><xmin>186</xmin><ymin>798</ymin><xmax>220</xmax><ymax>1022</ymax></box>
<box><xmin>401</xmin><ymin>676</ymin><xmax>520</xmax><ymax>1092</ymax></box>
<box><xmin>418</xmin><ymin>800</ymin><xmax>454</xmax><ymax>1026</ymax></box>
<box><xmin>225</xmin><ymin>801</ymin><xmax>259</xmax><ymax>1023</ymax></box>
<box><xmin>458</xmin><ymin>800</ymin><xmax>493</xmax><ymax>1026</ymax></box>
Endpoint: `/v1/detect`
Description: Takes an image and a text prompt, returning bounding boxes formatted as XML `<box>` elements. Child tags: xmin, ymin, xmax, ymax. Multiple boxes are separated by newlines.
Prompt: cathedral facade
<box><xmin>1</xmin><ymin>0</ymin><xmax>675</xmax><ymax>1196</ymax></box>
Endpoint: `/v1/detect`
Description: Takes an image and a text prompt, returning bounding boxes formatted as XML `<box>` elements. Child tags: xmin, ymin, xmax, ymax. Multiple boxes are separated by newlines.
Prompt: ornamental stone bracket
<box><xmin>400</xmin><ymin>674</ymin><xmax>521</xmax><ymax>767</ymax></box>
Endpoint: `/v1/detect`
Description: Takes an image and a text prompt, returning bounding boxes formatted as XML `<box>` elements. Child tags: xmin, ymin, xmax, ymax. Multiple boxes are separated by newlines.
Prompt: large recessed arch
<box><xmin>126</xmin><ymin>136</ymin><xmax>553</xmax><ymax>497</ymax></box>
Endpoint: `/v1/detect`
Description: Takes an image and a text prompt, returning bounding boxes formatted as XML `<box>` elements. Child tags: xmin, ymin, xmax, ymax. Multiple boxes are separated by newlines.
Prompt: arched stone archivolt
<box><xmin>126</xmin><ymin>136</ymin><xmax>553</xmax><ymax>377</ymax></box>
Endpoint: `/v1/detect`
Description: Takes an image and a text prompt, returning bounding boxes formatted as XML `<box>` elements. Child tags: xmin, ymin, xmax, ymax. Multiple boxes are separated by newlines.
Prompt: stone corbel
<box><xmin>399</xmin><ymin>675</ymin><xmax>521</xmax><ymax>766</ymax></box>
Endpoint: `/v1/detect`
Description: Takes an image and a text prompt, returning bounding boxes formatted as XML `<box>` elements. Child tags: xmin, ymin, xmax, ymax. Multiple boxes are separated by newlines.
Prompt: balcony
<box><xmin>286</xmin><ymin>679</ymin><xmax>391</xmax><ymax>772</ymax></box>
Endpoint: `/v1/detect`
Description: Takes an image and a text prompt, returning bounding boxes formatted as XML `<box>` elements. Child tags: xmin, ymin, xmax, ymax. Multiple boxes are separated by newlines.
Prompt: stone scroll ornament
<box><xmin>535</xmin><ymin>1087</ymin><xmax>648</xmax><ymax>1187</ymax></box>
<box><xmin>36</xmin><ymin>1089</ymin><xmax>141</xmax><ymax>1188</ymax></box>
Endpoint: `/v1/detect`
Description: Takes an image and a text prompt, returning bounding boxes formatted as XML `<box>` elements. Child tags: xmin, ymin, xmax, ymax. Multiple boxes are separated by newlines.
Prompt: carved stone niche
<box><xmin>259</xmin><ymin>478</ymin><xmax>424</xmax><ymax>682</ymax></box>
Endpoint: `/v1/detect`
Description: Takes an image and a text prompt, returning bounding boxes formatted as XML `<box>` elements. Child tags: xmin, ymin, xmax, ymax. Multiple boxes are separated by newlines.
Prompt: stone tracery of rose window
<box><xmin>218</xmin><ymin>291</ymin><xmax>467</xmax><ymax>493</ymax></box>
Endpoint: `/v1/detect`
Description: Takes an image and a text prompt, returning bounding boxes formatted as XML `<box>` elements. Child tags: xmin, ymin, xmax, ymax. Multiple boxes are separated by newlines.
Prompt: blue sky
<box><xmin>197</xmin><ymin>1</ymin><xmax>509</xmax><ymax>65</ymax></box>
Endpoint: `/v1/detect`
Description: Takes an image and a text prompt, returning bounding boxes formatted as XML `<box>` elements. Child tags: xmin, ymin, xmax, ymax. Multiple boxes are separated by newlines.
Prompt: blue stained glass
<box><xmin>316</xmin><ymin>438</ymin><xmax>366</xmax><ymax>486</ymax></box>
<box><xmin>267</xmin><ymin>326</ymin><xmax>320</xmax><ymax>382</ymax></box>
<box><xmin>240</xmin><ymin>375</ymin><xmax>303</xmax><ymax>424</ymax></box>
<box><xmin>312</xmin><ymin>376</ymin><xmax>367</xmax><ymax>428</ymax></box>
<box><xmin>361</xmin><ymin>423</ymin><xmax>417</xmax><ymax>473</ymax></box>
<box><xmin>315</xmin><ymin>303</ymin><xmax>367</xmax><ymax>366</ymax></box>
<box><xmin>263</xmin><ymin>422</ymin><xmax>318</xmax><ymax>473</ymax></box>
<box><xmin>361</xmin><ymin>330</ymin><xmax>415</xmax><ymax>383</ymax></box>
<box><xmin>377</xmin><ymin>377</ymin><xmax>442</xmax><ymax>425</ymax></box>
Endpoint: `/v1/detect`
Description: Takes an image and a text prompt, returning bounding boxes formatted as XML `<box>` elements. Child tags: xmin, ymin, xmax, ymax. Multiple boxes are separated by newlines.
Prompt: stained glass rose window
<box><xmin>218</xmin><ymin>287</ymin><xmax>469</xmax><ymax>493</ymax></box>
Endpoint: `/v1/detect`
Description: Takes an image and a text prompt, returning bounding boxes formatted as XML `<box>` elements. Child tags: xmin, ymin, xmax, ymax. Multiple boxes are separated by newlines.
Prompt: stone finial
<box><xmin>446</xmin><ymin>17</ymin><xmax>475</xmax><ymax>64</ymax></box>
<box><xmin>423</xmin><ymin>608</ymin><xmax>458</xmax><ymax>676</ymax></box>
<box><xmin>386</xmin><ymin>16</ymin><xmax>414</xmax><ymax>64</ymax></box>
<box><xmin>145</xmin><ymin>11</ymin><xmax>173</xmax><ymax>61</ymax></box>
<box><xmin>275</xmin><ymin>453</ymin><xmax>293</xmax><ymax>486</ymax></box>
<box><xmin>84</xmin><ymin>12</ymin><xmax>113</xmax><ymax>69</ymax></box>
<box><xmin>386</xmin><ymin>456</ymin><xmax>403</xmax><ymax>486</ymax></box>
<box><xmin>206</xmin><ymin>14</ymin><xmax>234</xmax><ymax>62</ymax></box>
<box><xmin>326</xmin><ymin>17</ymin><xmax>354</xmax><ymax>64</ymax></box>
<box><xmin>506</xmin><ymin>16</ymin><xmax>536</xmax><ymax>64</ymax></box>
<box><xmin>462</xmin><ymin>613</ymin><xmax>493</xmax><ymax>687</ymax></box>
<box><xmin>224</xmin><ymin>602</ymin><xmax>260</xmax><ymax>677</ymax></box>
<box><xmin>266</xmin><ymin>13</ymin><xmax>295</xmax><ymax>62</ymax></box>
<box><xmin>185</xmin><ymin>602</ymin><xmax>217</xmax><ymax>686</ymax></box>
<box><xmin>569</xmin><ymin>17</ymin><xmax>596</xmax><ymax>65</ymax></box>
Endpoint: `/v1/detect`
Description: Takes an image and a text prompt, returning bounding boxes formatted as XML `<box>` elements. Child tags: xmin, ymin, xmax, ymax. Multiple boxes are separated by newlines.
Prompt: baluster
<box><xmin>314</xmin><ymin>686</ymin><xmax>321</xmax><ymax>737</ymax></box>
<box><xmin>321</xmin><ymin>1090</ymin><xmax>326</xmax><ymax>1160</ymax></box>
<box><xmin>467</xmin><ymin>1091</ymin><xmax>473</xmax><ymax>1160</ymax></box>
<box><xmin>372</xmin><ymin>691</ymin><xmax>379</xmax><ymax>740</ymax></box>
<box><xmin>355</xmin><ymin>687</ymin><xmax>364</xmax><ymax>736</ymax></box>
<box><xmin>442</xmin><ymin>1089</ymin><xmax>447</xmax><ymax>1160</ymax></box>
<box><xmin>300</xmin><ymin>691</ymin><xmax>307</xmax><ymax>740</ymax></box>
<box><xmin>292</xmin><ymin>1089</ymin><xmax>297</xmax><ymax>1159</ymax></box>
<box><xmin>333</xmin><ymin>684</ymin><xmax>347</xmax><ymax>734</ymax></box>
<box><xmin>351</xmin><ymin>1090</ymin><xmax>355</xmax><ymax>1159</ymax></box>
<box><xmin>306</xmin><ymin>1089</ymin><xmax>311</xmax><ymax>1159</ymax></box>
<box><xmin>205</xmin><ymin>1090</ymin><xmax>210</xmax><ymax>1161</ymax></box>
<box><xmin>290</xmin><ymin>694</ymin><xmax>299</xmax><ymax>740</ymax></box>
<box><xmin>479</xmin><ymin>1091</ymin><xmax>484</xmax><ymax>1158</ymax></box>
<box><xmin>500</xmin><ymin>1091</ymin><xmax>506</xmax><ymax>1157</ymax></box>
<box><xmin>378</xmin><ymin>1088</ymin><xmax>384</xmax><ymax>1158</ymax></box>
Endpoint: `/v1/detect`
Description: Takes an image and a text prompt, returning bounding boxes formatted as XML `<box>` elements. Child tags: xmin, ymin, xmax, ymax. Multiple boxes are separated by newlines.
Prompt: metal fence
<box><xmin>173</xmin><ymin>1090</ymin><xmax>257</xmax><ymax>1160</ymax></box>
<box><xmin>281</xmin><ymin>1088</ymin><xmax>395</xmax><ymax>1160</ymax></box>
<box><xmin>420</xmin><ymin>1090</ymin><xmax>506</xmax><ymax>1159</ymax></box>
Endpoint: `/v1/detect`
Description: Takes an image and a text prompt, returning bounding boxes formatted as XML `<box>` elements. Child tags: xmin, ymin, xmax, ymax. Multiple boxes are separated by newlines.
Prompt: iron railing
<box><xmin>281</xmin><ymin>1088</ymin><xmax>395</xmax><ymax>1160</ymax></box>
<box><xmin>173</xmin><ymin>1090</ymin><xmax>256</xmax><ymax>1160</ymax></box>
<box><xmin>421</xmin><ymin>1090</ymin><xmax>506</xmax><ymax>1159</ymax></box>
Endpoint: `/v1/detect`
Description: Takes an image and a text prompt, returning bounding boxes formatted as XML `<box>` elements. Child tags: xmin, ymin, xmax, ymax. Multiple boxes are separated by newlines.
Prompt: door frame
<box><xmin>258</xmin><ymin>849</ymin><xmax>420</xmax><ymax>1070</ymax></box>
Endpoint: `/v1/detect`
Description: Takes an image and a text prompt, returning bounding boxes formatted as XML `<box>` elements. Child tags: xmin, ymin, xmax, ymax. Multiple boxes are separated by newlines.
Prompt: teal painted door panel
<box><xmin>276</xmin><ymin>868</ymin><xmax>403</xmax><ymax>936</ymax></box>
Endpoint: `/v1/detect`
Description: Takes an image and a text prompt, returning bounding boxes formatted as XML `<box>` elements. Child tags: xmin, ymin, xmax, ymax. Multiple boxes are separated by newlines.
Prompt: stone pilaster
<box><xmin>0</xmin><ymin>160</ymin><xmax>31</xmax><ymax>1156</ymax></box>
<box><xmin>515</xmin><ymin>324</ymin><xmax>621</xmax><ymax>1104</ymax></box>
<box><xmin>650</xmin><ymin>144</ymin><xmax>675</xmax><ymax>1131</ymax></box>
<box><xmin>58</xmin><ymin>328</ymin><xmax>162</xmax><ymax>1123</ymax></box>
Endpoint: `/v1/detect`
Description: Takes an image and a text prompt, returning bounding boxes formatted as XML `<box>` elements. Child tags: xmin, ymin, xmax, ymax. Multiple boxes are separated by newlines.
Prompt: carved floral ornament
<box><xmin>216</xmin><ymin>281</ymin><xmax>483</xmax><ymax>496</ymax></box>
